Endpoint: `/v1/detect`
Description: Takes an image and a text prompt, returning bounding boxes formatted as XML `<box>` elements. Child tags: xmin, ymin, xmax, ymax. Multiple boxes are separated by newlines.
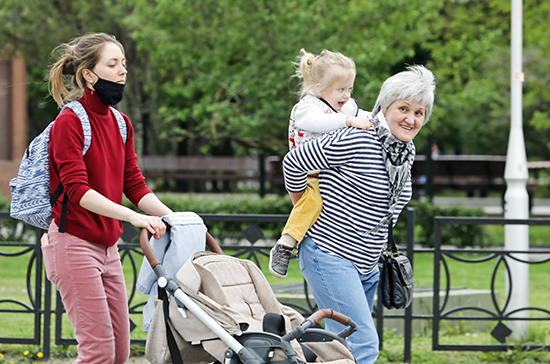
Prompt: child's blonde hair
<box><xmin>293</xmin><ymin>49</ymin><xmax>356</xmax><ymax>98</ymax></box>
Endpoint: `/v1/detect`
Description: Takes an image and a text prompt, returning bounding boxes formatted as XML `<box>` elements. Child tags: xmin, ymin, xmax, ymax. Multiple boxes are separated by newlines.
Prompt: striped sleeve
<box><xmin>283</xmin><ymin>127</ymin><xmax>415</xmax><ymax>275</ymax></box>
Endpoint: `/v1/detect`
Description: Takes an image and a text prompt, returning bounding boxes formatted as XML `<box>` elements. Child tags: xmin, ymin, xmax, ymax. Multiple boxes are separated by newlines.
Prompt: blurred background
<box><xmin>1</xmin><ymin>0</ymin><xmax>550</xmax><ymax>195</ymax></box>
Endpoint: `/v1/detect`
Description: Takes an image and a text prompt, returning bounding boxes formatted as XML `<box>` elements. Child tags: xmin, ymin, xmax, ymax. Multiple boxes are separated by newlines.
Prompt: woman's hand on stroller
<box><xmin>129</xmin><ymin>213</ymin><xmax>167</xmax><ymax>240</ymax></box>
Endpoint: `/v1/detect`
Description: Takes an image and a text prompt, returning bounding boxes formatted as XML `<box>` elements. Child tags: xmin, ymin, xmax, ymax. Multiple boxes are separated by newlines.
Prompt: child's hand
<box><xmin>346</xmin><ymin>116</ymin><xmax>373</xmax><ymax>130</ymax></box>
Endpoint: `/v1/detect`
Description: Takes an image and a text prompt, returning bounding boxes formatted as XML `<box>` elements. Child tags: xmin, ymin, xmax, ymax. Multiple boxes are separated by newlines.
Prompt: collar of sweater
<box><xmin>79</xmin><ymin>87</ymin><xmax>111</xmax><ymax>115</ymax></box>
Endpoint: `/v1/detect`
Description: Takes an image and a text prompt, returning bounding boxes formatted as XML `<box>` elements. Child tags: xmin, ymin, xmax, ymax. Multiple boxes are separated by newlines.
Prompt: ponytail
<box><xmin>48</xmin><ymin>45</ymin><xmax>76</xmax><ymax>107</ymax></box>
<box><xmin>292</xmin><ymin>48</ymin><xmax>356</xmax><ymax>99</ymax></box>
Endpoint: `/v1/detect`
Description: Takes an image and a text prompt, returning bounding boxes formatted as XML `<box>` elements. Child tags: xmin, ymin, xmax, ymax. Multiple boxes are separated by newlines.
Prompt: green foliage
<box><xmin>0</xmin><ymin>195</ymin><xmax>33</xmax><ymax>242</ymax></box>
<box><xmin>1</xmin><ymin>191</ymin><xmax>489</xmax><ymax>247</ymax></box>
<box><xmin>149</xmin><ymin>193</ymin><xmax>293</xmax><ymax>215</ymax></box>
<box><xmin>0</xmin><ymin>194</ymin><xmax>10</xmax><ymax>211</ymax></box>
<box><xmin>422</xmin><ymin>0</ymin><xmax>550</xmax><ymax>159</ymax></box>
<box><xmin>122</xmin><ymin>193</ymin><xmax>294</xmax><ymax>240</ymax></box>
<box><xmin>125</xmin><ymin>0</ymin><xmax>443</xmax><ymax>156</ymax></box>
<box><xmin>3</xmin><ymin>0</ymin><xmax>550</xmax><ymax>160</ymax></box>
<box><xmin>0</xmin><ymin>346</ymin><xmax>45</xmax><ymax>363</ymax></box>
<box><xmin>376</xmin><ymin>331</ymin><xmax>550</xmax><ymax>363</ymax></box>
<box><xmin>123</xmin><ymin>194</ymin><xmax>488</xmax><ymax>247</ymax></box>
<box><xmin>0</xmin><ymin>0</ymin><xmax>156</xmax><ymax>155</ymax></box>
<box><xmin>423</xmin><ymin>0</ymin><xmax>510</xmax><ymax>155</ymax></box>
<box><xmin>395</xmin><ymin>200</ymin><xmax>487</xmax><ymax>248</ymax></box>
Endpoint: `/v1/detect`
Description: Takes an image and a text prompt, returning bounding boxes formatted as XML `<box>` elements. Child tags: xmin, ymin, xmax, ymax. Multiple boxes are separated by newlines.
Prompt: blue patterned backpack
<box><xmin>9</xmin><ymin>101</ymin><xmax>127</xmax><ymax>232</ymax></box>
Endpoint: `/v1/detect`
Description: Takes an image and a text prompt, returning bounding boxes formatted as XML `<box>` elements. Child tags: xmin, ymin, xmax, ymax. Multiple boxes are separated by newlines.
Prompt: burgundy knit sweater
<box><xmin>49</xmin><ymin>88</ymin><xmax>152</xmax><ymax>246</ymax></box>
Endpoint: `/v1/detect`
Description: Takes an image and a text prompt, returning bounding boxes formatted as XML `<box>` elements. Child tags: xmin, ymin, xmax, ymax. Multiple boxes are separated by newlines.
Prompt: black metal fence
<box><xmin>431</xmin><ymin>216</ymin><xmax>550</xmax><ymax>352</ymax></box>
<box><xmin>1</xmin><ymin>211</ymin><xmax>549</xmax><ymax>362</ymax></box>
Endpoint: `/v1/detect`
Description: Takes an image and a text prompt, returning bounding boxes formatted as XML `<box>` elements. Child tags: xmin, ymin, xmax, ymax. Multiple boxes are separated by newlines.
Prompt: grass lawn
<box><xmin>483</xmin><ymin>224</ymin><xmax>550</xmax><ymax>246</ymax></box>
<box><xmin>1</xmin><ymin>242</ymin><xmax>549</xmax><ymax>363</ymax></box>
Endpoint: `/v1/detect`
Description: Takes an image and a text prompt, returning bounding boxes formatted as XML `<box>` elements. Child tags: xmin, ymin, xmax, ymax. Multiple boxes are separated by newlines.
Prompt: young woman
<box><xmin>44</xmin><ymin>33</ymin><xmax>172</xmax><ymax>363</ymax></box>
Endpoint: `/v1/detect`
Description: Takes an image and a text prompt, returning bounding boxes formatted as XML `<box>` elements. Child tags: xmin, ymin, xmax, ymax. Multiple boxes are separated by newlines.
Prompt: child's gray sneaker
<box><xmin>269</xmin><ymin>242</ymin><xmax>294</xmax><ymax>279</ymax></box>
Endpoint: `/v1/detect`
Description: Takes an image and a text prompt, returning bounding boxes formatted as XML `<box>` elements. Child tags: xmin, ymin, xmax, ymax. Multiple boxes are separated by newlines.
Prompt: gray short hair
<box><xmin>373</xmin><ymin>65</ymin><xmax>435</xmax><ymax>124</ymax></box>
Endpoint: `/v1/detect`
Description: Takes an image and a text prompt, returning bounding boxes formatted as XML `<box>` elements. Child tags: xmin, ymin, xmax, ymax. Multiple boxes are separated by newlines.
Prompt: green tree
<box><xmin>0</xmin><ymin>0</ymin><xmax>155</xmax><ymax>155</ymax></box>
<box><xmin>127</xmin><ymin>0</ymin><xmax>443</xmax><ymax>157</ymax></box>
<box><xmin>424</xmin><ymin>0</ymin><xmax>550</xmax><ymax>160</ymax></box>
<box><xmin>2</xmin><ymin>0</ymin><xmax>550</xmax><ymax>162</ymax></box>
<box><xmin>523</xmin><ymin>0</ymin><xmax>550</xmax><ymax>156</ymax></box>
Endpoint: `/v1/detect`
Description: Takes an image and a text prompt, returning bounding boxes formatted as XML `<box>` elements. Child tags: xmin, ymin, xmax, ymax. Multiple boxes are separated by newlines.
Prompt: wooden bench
<box><xmin>140</xmin><ymin>155</ymin><xmax>284</xmax><ymax>195</ymax></box>
<box><xmin>411</xmin><ymin>155</ymin><xmax>538</xmax><ymax>199</ymax></box>
<box><xmin>140</xmin><ymin>154</ymin><xmax>544</xmax><ymax>198</ymax></box>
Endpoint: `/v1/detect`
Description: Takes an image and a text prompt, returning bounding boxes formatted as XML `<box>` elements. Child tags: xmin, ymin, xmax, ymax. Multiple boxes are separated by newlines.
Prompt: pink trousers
<box><xmin>43</xmin><ymin>222</ymin><xmax>130</xmax><ymax>364</ymax></box>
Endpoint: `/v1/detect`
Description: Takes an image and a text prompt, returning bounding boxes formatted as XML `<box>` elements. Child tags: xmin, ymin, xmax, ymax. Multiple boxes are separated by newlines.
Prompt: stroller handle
<box><xmin>139</xmin><ymin>226</ymin><xmax>224</xmax><ymax>269</ymax></box>
<box><xmin>308</xmin><ymin>308</ymin><xmax>351</xmax><ymax>327</ymax></box>
<box><xmin>140</xmin><ymin>228</ymin><xmax>162</xmax><ymax>269</ymax></box>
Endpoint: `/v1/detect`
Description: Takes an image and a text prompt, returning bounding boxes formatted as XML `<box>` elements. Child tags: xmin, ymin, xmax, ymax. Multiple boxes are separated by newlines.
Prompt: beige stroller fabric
<box><xmin>145</xmin><ymin>252</ymin><xmax>356</xmax><ymax>363</ymax></box>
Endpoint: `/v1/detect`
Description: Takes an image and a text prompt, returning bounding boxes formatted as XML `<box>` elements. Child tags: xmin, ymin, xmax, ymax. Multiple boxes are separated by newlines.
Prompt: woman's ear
<box><xmin>82</xmin><ymin>69</ymin><xmax>94</xmax><ymax>85</ymax></box>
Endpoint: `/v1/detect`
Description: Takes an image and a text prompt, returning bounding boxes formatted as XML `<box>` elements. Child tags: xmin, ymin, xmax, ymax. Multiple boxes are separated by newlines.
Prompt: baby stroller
<box><xmin>139</xmin><ymin>228</ymin><xmax>357</xmax><ymax>364</ymax></box>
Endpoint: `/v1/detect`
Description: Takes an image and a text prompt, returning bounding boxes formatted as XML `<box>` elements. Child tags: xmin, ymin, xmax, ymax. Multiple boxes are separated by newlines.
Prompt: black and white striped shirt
<box><xmin>283</xmin><ymin>126</ymin><xmax>414</xmax><ymax>274</ymax></box>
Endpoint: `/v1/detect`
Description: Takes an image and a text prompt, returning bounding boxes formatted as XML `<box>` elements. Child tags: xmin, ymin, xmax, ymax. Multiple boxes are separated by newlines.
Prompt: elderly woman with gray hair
<box><xmin>282</xmin><ymin>65</ymin><xmax>435</xmax><ymax>363</ymax></box>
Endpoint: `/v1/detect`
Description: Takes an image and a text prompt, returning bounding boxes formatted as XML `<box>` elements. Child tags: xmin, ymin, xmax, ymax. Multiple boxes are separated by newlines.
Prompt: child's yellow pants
<box><xmin>282</xmin><ymin>175</ymin><xmax>323</xmax><ymax>244</ymax></box>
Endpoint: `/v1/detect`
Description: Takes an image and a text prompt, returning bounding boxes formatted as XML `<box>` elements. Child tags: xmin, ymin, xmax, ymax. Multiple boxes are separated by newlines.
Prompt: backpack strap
<box><xmin>110</xmin><ymin>107</ymin><xmax>128</xmax><ymax>144</ymax></box>
<box><xmin>63</xmin><ymin>101</ymin><xmax>93</xmax><ymax>154</ymax></box>
<box><xmin>52</xmin><ymin>102</ymin><xmax>127</xmax><ymax>233</ymax></box>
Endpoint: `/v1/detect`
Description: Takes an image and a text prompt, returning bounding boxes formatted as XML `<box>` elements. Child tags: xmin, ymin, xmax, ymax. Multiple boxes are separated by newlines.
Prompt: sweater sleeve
<box><xmin>50</xmin><ymin>110</ymin><xmax>92</xmax><ymax>203</ymax></box>
<box><xmin>121</xmin><ymin>114</ymin><xmax>153</xmax><ymax>206</ymax></box>
<box><xmin>293</xmin><ymin>102</ymin><xmax>348</xmax><ymax>133</ymax></box>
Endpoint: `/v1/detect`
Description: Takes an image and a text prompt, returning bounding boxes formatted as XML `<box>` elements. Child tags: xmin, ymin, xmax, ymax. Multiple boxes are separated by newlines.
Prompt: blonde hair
<box><xmin>48</xmin><ymin>33</ymin><xmax>124</xmax><ymax>107</ymax></box>
<box><xmin>293</xmin><ymin>49</ymin><xmax>356</xmax><ymax>98</ymax></box>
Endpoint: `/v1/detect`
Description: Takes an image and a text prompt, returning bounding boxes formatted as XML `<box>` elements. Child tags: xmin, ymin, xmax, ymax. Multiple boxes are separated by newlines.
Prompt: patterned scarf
<box><xmin>370</xmin><ymin>112</ymin><xmax>415</xmax><ymax>235</ymax></box>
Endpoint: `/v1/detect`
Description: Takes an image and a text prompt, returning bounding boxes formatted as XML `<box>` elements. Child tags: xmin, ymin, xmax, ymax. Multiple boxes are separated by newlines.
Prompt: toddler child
<box><xmin>269</xmin><ymin>49</ymin><xmax>372</xmax><ymax>278</ymax></box>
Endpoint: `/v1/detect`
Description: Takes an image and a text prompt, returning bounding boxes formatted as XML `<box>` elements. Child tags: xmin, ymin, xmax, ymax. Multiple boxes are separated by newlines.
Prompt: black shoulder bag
<box><xmin>378</xmin><ymin>224</ymin><xmax>415</xmax><ymax>310</ymax></box>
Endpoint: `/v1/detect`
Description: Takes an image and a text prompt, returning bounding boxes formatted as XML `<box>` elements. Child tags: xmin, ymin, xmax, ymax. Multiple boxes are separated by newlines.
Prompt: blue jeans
<box><xmin>298</xmin><ymin>236</ymin><xmax>380</xmax><ymax>364</ymax></box>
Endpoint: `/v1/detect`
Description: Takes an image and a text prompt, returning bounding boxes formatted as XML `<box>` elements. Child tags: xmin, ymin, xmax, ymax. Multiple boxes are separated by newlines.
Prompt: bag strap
<box><xmin>159</xmin><ymin>286</ymin><xmax>184</xmax><ymax>364</ymax></box>
<box><xmin>386</xmin><ymin>224</ymin><xmax>399</xmax><ymax>254</ymax></box>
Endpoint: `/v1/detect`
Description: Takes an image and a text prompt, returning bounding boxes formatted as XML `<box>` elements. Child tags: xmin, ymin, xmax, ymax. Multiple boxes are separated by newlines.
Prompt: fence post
<box><xmin>43</xmin><ymin>263</ymin><xmax>52</xmax><ymax>359</ymax></box>
<box><xmin>404</xmin><ymin>207</ymin><xmax>416</xmax><ymax>363</ymax></box>
<box><xmin>31</xmin><ymin>229</ymin><xmax>44</xmax><ymax>357</ymax></box>
<box><xmin>432</xmin><ymin>218</ymin><xmax>442</xmax><ymax>350</ymax></box>
<box><xmin>258</xmin><ymin>154</ymin><xmax>266</xmax><ymax>198</ymax></box>
<box><xmin>425</xmin><ymin>134</ymin><xmax>434</xmax><ymax>202</ymax></box>
<box><xmin>376</xmin><ymin>285</ymin><xmax>384</xmax><ymax>351</ymax></box>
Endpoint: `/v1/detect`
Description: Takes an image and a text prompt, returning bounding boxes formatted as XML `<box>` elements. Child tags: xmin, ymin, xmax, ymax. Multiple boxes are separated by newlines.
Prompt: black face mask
<box><xmin>91</xmin><ymin>71</ymin><xmax>125</xmax><ymax>105</ymax></box>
